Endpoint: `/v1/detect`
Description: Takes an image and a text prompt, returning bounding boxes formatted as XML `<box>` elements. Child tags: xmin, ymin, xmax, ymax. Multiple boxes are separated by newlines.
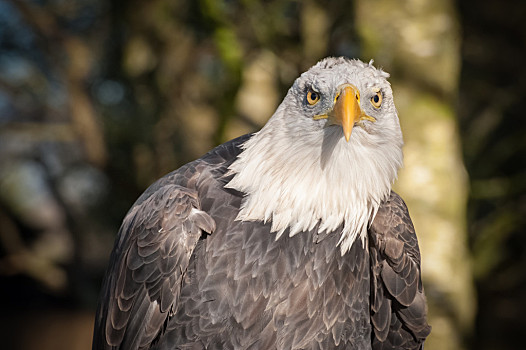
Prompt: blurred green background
<box><xmin>0</xmin><ymin>0</ymin><xmax>524</xmax><ymax>349</ymax></box>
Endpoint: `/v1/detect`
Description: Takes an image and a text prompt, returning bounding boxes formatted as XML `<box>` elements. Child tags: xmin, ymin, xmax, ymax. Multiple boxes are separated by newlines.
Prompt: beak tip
<box><xmin>344</xmin><ymin>131</ymin><xmax>351</xmax><ymax>142</ymax></box>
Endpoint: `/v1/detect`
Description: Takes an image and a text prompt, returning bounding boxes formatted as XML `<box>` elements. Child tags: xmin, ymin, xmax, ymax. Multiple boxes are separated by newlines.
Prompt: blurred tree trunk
<box><xmin>354</xmin><ymin>1</ymin><xmax>475</xmax><ymax>349</ymax></box>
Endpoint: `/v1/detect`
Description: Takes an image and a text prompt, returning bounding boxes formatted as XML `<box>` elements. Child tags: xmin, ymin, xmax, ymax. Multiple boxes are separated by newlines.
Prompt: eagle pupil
<box><xmin>373</xmin><ymin>95</ymin><xmax>379</xmax><ymax>103</ymax></box>
<box><xmin>310</xmin><ymin>92</ymin><xmax>317</xmax><ymax>100</ymax></box>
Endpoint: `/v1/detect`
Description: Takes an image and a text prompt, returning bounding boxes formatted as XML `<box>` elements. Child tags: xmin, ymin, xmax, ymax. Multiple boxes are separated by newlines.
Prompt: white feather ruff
<box><xmin>226</xmin><ymin>108</ymin><xmax>403</xmax><ymax>255</ymax></box>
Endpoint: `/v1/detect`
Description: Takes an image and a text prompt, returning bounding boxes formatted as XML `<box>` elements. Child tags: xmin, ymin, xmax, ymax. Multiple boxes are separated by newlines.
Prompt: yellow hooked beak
<box><xmin>314</xmin><ymin>84</ymin><xmax>376</xmax><ymax>142</ymax></box>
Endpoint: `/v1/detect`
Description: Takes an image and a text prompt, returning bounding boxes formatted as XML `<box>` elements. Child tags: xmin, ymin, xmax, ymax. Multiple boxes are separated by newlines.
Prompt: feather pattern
<box><xmin>369</xmin><ymin>193</ymin><xmax>431</xmax><ymax>349</ymax></box>
<box><xmin>93</xmin><ymin>57</ymin><xmax>430</xmax><ymax>350</ymax></box>
<box><xmin>93</xmin><ymin>135</ymin><xmax>429</xmax><ymax>350</ymax></box>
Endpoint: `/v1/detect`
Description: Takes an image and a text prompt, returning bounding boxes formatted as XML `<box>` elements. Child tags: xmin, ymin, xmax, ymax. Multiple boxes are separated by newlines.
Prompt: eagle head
<box><xmin>227</xmin><ymin>57</ymin><xmax>404</xmax><ymax>254</ymax></box>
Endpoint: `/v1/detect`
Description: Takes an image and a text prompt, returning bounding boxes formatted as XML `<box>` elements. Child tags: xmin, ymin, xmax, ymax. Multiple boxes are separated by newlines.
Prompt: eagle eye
<box><xmin>370</xmin><ymin>91</ymin><xmax>382</xmax><ymax>108</ymax></box>
<box><xmin>306</xmin><ymin>89</ymin><xmax>320</xmax><ymax>105</ymax></box>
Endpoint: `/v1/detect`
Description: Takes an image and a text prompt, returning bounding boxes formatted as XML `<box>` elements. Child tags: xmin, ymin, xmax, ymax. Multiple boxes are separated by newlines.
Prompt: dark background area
<box><xmin>458</xmin><ymin>0</ymin><xmax>526</xmax><ymax>348</ymax></box>
<box><xmin>0</xmin><ymin>0</ymin><xmax>524</xmax><ymax>349</ymax></box>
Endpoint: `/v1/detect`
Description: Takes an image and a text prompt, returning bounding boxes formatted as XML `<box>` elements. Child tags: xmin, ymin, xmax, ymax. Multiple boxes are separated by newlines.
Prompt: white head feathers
<box><xmin>226</xmin><ymin>57</ymin><xmax>403</xmax><ymax>255</ymax></box>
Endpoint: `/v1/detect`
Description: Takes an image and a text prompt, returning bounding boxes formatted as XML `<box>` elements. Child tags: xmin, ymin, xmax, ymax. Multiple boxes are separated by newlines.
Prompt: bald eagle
<box><xmin>93</xmin><ymin>57</ymin><xmax>431</xmax><ymax>350</ymax></box>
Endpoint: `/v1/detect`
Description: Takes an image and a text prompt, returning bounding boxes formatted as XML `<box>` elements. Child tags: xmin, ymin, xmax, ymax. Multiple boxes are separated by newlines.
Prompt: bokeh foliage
<box><xmin>0</xmin><ymin>0</ymin><xmax>523</xmax><ymax>349</ymax></box>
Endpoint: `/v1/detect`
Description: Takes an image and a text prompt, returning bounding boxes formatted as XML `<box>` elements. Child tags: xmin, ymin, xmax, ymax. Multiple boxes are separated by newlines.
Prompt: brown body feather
<box><xmin>93</xmin><ymin>134</ymin><xmax>430</xmax><ymax>350</ymax></box>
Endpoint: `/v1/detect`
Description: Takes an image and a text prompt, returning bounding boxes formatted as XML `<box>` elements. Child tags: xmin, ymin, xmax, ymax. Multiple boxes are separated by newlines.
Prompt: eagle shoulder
<box><xmin>369</xmin><ymin>191</ymin><xmax>431</xmax><ymax>349</ymax></box>
<box><xmin>93</xmin><ymin>135</ymin><xmax>251</xmax><ymax>350</ymax></box>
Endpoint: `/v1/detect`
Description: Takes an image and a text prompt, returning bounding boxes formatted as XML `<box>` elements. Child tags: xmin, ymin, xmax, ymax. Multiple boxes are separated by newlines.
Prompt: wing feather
<box><xmin>94</xmin><ymin>183</ymin><xmax>215</xmax><ymax>349</ymax></box>
<box><xmin>369</xmin><ymin>192</ymin><xmax>431</xmax><ymax>349</ymax></box>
